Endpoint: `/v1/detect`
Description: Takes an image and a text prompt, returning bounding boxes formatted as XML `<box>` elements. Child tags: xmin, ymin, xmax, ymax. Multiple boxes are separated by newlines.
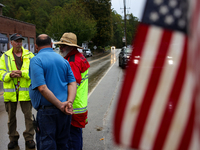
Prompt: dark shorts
<box><xmin>36</xmin><ymin>107</ymin><xmax>71</xmax><ymax>150</ymax></box>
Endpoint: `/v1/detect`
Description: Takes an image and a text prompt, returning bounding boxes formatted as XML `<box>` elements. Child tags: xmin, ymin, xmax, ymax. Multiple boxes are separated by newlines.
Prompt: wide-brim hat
<box><xmin>54</xmin><ymin>32</ymin><xmax>83</xmax><ymax>49</ymax></box>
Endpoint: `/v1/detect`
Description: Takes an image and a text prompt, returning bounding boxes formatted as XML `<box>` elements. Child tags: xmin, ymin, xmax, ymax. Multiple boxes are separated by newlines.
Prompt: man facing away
<box><xmin>54</xmin><ymin>32</ymin><xmax>90</xmax><ymax>150</ymax></box>
<box><xmin>0</xmin><ymin>33</ymin><xmax>35</xmax><ymax>149</ymax></box>
<box><xmin>29</xmin><ymin>34</ymin><xmax>77</xmax><ymax>150</ymax></box>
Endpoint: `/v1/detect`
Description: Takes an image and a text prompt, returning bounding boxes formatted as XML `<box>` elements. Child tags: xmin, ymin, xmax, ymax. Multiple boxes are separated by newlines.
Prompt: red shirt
<box><xmin>65</xmin><ymin>49</ymin><xmax>90</xmax><ymax>84</ymax></box>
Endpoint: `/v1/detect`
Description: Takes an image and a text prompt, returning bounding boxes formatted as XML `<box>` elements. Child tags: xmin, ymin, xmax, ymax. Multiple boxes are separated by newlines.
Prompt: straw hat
<box><xmin>54</xmin><ymin>32</ymin><xmax>83</xmax><ymax>49</ymax></box>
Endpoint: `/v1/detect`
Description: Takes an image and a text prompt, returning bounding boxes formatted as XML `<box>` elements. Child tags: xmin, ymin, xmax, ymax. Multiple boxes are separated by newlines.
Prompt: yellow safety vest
<box><xmin>0</xmin><ymin>47</ymin><xmax>34</xmax><ymax>102</ymax></box>
<box><xmin>73</xmin><ymin>69</ymin><xmax>89</xmax><ymax>114</ymax></box>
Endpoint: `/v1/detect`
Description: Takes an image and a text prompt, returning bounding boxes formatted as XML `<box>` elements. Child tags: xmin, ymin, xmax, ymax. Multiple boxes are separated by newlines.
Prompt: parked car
<box><xmin>83</xmin><ymin>49</ymin><xmax>93</xmax><ymax>57</ymax></box>
<box><xmin>119</xmin><ymin>47</ymin><xmax>132</xmax><ymax>69</ymax></box>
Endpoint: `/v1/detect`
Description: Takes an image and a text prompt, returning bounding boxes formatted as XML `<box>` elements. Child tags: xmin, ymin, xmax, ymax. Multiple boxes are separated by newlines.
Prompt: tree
<box><xmin>46</xmin><ymin>2</ymin><xmax>97</xmax><ymax>45</ymax></box>
<box><xmin>111</xmin><ymin>10</ymin><xmax>124</xmax><ymax>48</ymax></box>
<box><xmin>126</xmin><ymin>14</ymin><xmax>139</xmax><ymax>45</ymax></box>
<box><xmin>15</xmin><ymin>6</ymin><xmax>31</xmax><ymax>22</ymax></box>
<box><xmin>1</xmin><ymin>0</ymin><xmax>17</xmax><ymax>18</ymax></box>
<box><xmin>80</xmin><ymin>0</ymin><xmax>112</xmax><ymax>49</ymax></box>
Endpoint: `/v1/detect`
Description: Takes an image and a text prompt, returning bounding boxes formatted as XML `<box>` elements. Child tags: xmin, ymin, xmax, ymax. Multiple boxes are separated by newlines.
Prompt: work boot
<box><xmin>26</xmin><ymin>140</ymin><xmax>35</xmax><ymax>149</ymax></box>
<box><xmin>8</xmin><ymin>141</ymin><xmax>18</xmax><ymax>149</ymax></box>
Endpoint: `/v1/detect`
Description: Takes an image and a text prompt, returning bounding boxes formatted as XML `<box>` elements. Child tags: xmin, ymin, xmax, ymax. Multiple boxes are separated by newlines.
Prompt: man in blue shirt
<box><xmin>29</xmin><ymin>34</ymin><xmax>76</xmax><ymax>150</ymax></box>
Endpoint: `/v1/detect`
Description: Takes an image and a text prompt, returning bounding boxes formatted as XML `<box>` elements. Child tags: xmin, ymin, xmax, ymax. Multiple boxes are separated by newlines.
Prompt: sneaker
<box><xmin>8</xmin><ymin>141</ymin><xmax>18</xmax><ymax>149</ymax></box>
<box><xmin>26</xmin><ymin>140</ymin><xmax>35</xmax><ymax>149</ymax></box>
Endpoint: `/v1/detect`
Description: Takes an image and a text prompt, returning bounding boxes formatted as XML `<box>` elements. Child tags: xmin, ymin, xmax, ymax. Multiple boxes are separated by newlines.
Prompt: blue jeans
<box><xmin>69</xmin><ymin>125</ymin><xmax>83</xmax><ymax>150</ymax></box>
<box><xmin>36</xmin><ymin>107</ymin><xmax>71</xmax><ymax>150</ymax></box>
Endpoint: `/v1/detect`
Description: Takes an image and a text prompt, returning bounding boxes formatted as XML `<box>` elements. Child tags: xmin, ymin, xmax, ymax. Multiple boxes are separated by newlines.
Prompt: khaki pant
<box><xmin>5</xmin><ymin>101</ymin><xmax>34</xmax><ymax>142</ymax></box>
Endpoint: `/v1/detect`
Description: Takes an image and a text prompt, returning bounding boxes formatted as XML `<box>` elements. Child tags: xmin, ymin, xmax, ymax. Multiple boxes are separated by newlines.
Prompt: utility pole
<box><xmin>124</xmin><ymin>0</ymin><xmax>127</xmax><ymax>46</ymax></box>
<box><xmin>124</xmin><ymin>0</ymin><xmax>127</xmax><ymax>47</ymax></box>
<box><xmin>121</xmin><ymin>0</ymin><xmax>130</xmax><ymax>47</ymax></box>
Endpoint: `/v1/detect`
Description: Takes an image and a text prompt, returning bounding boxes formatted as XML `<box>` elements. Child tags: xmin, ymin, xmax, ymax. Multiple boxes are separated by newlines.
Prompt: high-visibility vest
<box><xmin>67</xmin><ymin>52</ymin><xmax>90</xmax><ymax>128</ymax></box>
<box><xmin>0</xmin><ymin>47</ymin><xmax>34</xmax><ymax>102</ymax></box>
<box><xmin>73</xmin><ymin>69</ymin><xmax>89</xmax><ymax>114</ymax></box>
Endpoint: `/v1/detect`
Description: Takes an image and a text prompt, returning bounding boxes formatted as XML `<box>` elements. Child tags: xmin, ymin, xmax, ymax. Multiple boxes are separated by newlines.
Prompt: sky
<box><xmin>111</xmin><ymin>0</ymin><xmax>146</xmax><ymax>20</ymax></box>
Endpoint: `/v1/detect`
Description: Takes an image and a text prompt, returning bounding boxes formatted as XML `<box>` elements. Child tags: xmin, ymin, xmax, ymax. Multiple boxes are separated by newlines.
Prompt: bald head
<box><xmin>38</xmin><ymin>34</ymin><xmax>48</xmax><ymax>40</ymax></box>
<box><xmin>36</xmin><ymin>34</ymin><xmax>51</xmax><ymax>47</ymax></box>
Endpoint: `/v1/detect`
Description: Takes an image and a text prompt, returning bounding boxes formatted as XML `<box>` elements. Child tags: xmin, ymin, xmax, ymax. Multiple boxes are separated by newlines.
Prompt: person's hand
<box><xmin>65</xmin><ymin>101</ymin><xmax>74</xmax><ymax>115</ymax></box>
<box><xmin>60</xmin><ymin>101</ymin><xmax>74</xmax><ymax>115</ymax></box>
<box><xmin>10</xmin><ymin>70</ymin><xmax>22</xmax><ymax>78</ymax></box>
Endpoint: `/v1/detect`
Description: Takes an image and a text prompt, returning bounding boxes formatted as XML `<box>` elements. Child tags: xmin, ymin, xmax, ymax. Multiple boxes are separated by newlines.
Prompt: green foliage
<box><xmin>111</xmin><ymin>10</ymin><xmax>124</xmax><ymax>48</ymax></box>
<box><xmin>15</xmin><ymin>7</ymin><xmax>31</xmax><ymax>22</ymax></box>
<box><xmin>126</xmin><ymin>14</ymin><xmax>139</xmax><ymax>45</ymax></box>
<box><xmin>1</xmin><ymin>0</ymin><xmax>16</xmax><ymax>18</ymax></box>
<box><xmin>46</xmin><ymin>2</ymin><xmax>97</xmax><ymax>45</ymax></box>
<box><xmin>110</xmin><ymin>10</ymin><xmax>140</xmax><ymax>48</ymax></box>
<box><xmin>80</xmin><ymin>0</ymin><xmax>112</xmax><ymax>48</ymax></box>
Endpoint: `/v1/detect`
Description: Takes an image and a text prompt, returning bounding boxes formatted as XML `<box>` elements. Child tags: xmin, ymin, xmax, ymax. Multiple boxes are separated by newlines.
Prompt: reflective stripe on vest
<box><xmin>0</xmin><ymin>69</ymin><xmax>6</xmax><ymax>71</ymax></box>
<box><xmin>4</xmin><ymin>54</ymin><xmax>9</xmax><ymax>71</ymax></box>
<box><xmin>2</xmin><ymin>55</ymin><xmax>10</xmax><ymax>81</ymax></box>
<box><xmin>4</xmin><ymin>88</ymin><xmax>16</xmax><ymax>92</ymax></box>
<box><xmin>2</xmin><ymin>73</ymin><xmax>7</xmax><ymax>81</ymax></box>
<box><xmin>19</xmin><ymin>88</ymin><xmax>29</xmax><ymax>91</ymax></box>
<box><xmin>74</xmin><ymin>106</ymin><xmax>87</xmax><ymax>114</ymax></box>
<box><xmin>77</xmin><ymin>73</ymin><xmax>88</xmax><ymax>87</ymax></box>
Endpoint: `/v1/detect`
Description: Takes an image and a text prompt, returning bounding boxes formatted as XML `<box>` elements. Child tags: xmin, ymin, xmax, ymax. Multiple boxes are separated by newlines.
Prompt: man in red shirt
<box><xmin>54</xmin><ymin>32</ymin><xmax>90</xmax><ymax>150</ymax></box>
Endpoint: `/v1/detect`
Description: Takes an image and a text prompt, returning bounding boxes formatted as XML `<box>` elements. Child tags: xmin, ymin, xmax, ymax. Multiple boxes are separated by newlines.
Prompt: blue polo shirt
<box><xmin>29</xmin><ymin>48</ymin><xmax>76</xmax><ymax>110</ymax></box>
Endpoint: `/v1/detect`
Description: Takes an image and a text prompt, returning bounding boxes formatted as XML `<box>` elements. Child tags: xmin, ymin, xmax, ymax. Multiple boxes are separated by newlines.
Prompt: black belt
<box><xmin>38</xmin><ymin>105</ymin><xmax>56</xmax><ymax>110</ymax></box>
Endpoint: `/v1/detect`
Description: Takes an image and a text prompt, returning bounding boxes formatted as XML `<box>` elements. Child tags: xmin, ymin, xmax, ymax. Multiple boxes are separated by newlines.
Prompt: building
<box><xmin>0</xmin><ymin>3</ymin><xmax>36</xmax><ymax>54</ymax></box>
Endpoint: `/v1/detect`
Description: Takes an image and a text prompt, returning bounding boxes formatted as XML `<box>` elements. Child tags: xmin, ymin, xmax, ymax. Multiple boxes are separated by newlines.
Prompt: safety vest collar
<box><xmin>5</xmin><ymin>47</ymin><xmax>31</xmax><ymax>57</ymax></box>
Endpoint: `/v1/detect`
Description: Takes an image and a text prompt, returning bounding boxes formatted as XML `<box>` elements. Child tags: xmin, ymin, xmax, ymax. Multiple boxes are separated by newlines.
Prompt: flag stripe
<box><xmin>129</xmin><ymin>28</ymin><xmax>172</xmax><ymax>148</ymax></box>
<box><xmin>191</xmin><ymin>0</ymin><xmax>200</xmax><ymax>31</ymax></box>
<box><xmin>187</xmin><ymin>1</ymin><xmax>200</xmax><ymax>149</ymax></box>
<box><xmin>177</xmin><ymin>97</ymin><xmax>195</xmax><ymax>150</ymax></box>
<box><xmin>152</xmin><ymin>37</ymin><xmax>187</xmax><ymax>150</ymax></box>
<box><xmin>188</xmin><ymin>122</ymin><xmax>200</xmax><ymax>150</ymax></box>
<box><xmin>121</xmin><ymin>25</ymin><xmax>163</xmax><ymax>147</ymax></box>
<box><xmin>113</xmin><ymin>24</ymin><xmax>149</xmax><ymax>144</ymax></box>
<box><xmin>139</xmin><ymin>32</ymin><xmax>185</xmax><ymax>150</ymax></box>
<box><xmin>164</xmin><ymin>54</ymin><xmax>195</xmax><ymax>150</ymax></box>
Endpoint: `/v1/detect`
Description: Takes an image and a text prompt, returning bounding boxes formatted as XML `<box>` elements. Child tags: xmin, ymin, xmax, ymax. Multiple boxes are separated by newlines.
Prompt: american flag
<box><xmin>113</xmin><ymin>0</ymin><xmax>200</xmax><ymax>149</ymax></box>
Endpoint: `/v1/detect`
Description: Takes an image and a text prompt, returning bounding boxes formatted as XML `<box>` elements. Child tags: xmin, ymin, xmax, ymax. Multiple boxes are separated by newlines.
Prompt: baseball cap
<box><xmin>10</xmin><ymin>33</ymin><xmax>24</xmax><ymax>41</ymax></box>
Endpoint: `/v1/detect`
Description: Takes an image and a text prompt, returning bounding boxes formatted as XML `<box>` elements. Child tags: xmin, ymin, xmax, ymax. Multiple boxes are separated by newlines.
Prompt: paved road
<box><xmin>83</xmin><ymin>49</ymin><xmax>128</xmax><ymax>150</ymax></box>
